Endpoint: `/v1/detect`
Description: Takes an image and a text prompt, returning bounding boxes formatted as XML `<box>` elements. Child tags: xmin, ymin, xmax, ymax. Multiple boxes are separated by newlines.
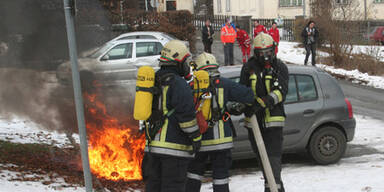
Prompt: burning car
<box><xmin>56</xmin><ymin>31</ymin><xmax>189</xmax><ymax>85</ymax></box>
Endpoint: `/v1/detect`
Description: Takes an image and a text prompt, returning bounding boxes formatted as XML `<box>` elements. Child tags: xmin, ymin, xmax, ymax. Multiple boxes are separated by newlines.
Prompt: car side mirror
<box><xmin>101</xmin><ymin>54</ymin><xmax>109</xmax><ymax>61</ymax></box>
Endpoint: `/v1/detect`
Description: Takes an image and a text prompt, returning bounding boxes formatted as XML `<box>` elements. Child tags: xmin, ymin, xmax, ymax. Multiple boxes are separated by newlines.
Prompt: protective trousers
<box><xmin>304</xmin><ymin>43</ymin><xmax>316</xmax><ymax>66</ymax></box>
<box><xmin>240</xmin><ymin>45</ymin><xmax>251</xmax><ymax>64</ymax></box>
<box><xmin>142</xmin><ymin>153</ymin><xmax>190</xmax><ymax>192</ymax></box>
<box><xmin>186</xmin><ymin>149</ymin><xmax>232</xmax><ymax>192</ymax></box>
<box><xmin>224</xmin><ymin>43</ymin><xmax>234</xmax><ymax>66</ymax></box>
<box><xmin>247</xmin><ymin>126</ymin><xmax>285</xmax><ymax>192</ymax></box>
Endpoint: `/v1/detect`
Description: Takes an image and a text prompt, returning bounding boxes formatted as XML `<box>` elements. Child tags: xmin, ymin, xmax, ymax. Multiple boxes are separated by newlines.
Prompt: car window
<box><xmin>136</xmin><ymin>42</ymin><xmax>161</xmax><ymax>58</ymax></box>
<box><xmin>285</xmin><ymin>75</ymin><xmax>299</xmax><ymax>103</ymax></box>
<box><xmin>89</xmin><ymin>42</ymin><xmax>114</xmax><ymax>58</ymax></box>
<box><xmin>296</xmin><ymin>75</ymin><xmax>317</xmax><ymax>101</ymax></box>
<box><xmin>105</xmin><ymin>43</ymin><xmax>132</xmax><ymax>60</ymax></box>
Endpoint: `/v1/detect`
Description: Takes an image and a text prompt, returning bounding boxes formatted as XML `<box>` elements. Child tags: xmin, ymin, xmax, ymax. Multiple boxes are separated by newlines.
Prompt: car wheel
<box><xmin>381</xmin><ymin>41</ymin><xmax>384</xmax><ymax>46</ymax></box>
<box><xmin>308</xmin><ymin>126</ymin><xmax>346</xmax><ymax>165</ymax></box>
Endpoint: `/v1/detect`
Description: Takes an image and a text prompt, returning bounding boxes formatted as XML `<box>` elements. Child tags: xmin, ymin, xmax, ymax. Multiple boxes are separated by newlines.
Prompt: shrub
<box><xmin>110</xmin><ymin>10</ymin><xmax>196</xmax><ymax>53</ymax></box>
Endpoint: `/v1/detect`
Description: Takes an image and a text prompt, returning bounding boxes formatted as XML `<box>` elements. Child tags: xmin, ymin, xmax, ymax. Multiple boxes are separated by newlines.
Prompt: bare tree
<box><xmin>310</xmin><ymin>0</ymin><xmax>366</xmax><ymax>66</ymax></box>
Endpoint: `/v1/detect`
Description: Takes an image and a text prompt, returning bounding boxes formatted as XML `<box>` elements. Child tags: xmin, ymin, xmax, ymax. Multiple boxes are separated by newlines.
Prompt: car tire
<box><xmin>308</xmin><ymin>126</ymin><xmax>347</xmax><ymax>165</ymax></box>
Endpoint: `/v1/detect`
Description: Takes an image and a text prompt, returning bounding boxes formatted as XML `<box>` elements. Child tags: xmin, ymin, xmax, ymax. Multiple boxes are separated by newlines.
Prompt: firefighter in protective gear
<box><xmin>240</xmin><ymin>33</ymin><xmax>289</xmax><ymax>192</ymax></box>
<box><xmin>236</xmin><ymin>25</ymin><xmax>251</xmax><ymax>64</ymax></box>
<box><xmin>186</xmin><ymin>53</ymin><xmax>254</xmax><ymax>192</ymax></box>
<box><xmin>142</xmin><ymin>40</ymin><xmax>201</xmax><ymax>192</ymax></box>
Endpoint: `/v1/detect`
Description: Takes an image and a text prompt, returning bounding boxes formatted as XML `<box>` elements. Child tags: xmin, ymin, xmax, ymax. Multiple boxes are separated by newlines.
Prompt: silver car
<box><xmin>220</xmin><ymin>65</ymin><xmax>356</xmax><ymax>165</ymax></box>
<box><xmin>57</xmin><ymin>38</ymin><xmax>165</xmax><ymax>84</ymax></box>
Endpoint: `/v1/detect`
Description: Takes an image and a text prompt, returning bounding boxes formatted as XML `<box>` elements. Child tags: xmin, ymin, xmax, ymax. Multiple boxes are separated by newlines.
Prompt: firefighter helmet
<box><xmin>253</xmin><ymin>32</ymin><xmax>275</xmax><ymax>50</ymax></box>
<box><xmin>159</xmin><ymin>40</ymin><xmax>190</xmax><ymax>65</ymax></box>
<box><xmin>253</xmin><ymin>33</ymin><xmax>276</xmax><ymax>63</ymax></box>
<box><xmin>195</xmin><ymin>52</ymin><xmax>220</xmax><ymax>77</ymax></box>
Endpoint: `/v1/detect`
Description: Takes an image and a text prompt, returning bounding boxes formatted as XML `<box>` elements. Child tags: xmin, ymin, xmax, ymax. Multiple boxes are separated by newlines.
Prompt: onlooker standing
<box><xmin>301</xmin><ymin>20</ymin><xmax>319</xmax><ymax>66</ymax></box>
<box><xmin>202</xmin><ymin>19</ymin><xmax>214</xmax><ymax>53</ymax></box>
<box><xmin>221</xmin><ymin>18</ymin><xmax>237</xmax><ymax>66</ymax></box>
<box><xmin>253</xmin><ymin>20</ymin><xmax>267</xmax><ymax>38</ymax></box>
<box><xmin>236</xmin><ymin>25</ymin><xmax>251</xmax><ymax>64</ymax></box>
<box><xmin>268</xmin><ymin>21</ymin><xmax>280</xmax><ymax>54</ymax></box>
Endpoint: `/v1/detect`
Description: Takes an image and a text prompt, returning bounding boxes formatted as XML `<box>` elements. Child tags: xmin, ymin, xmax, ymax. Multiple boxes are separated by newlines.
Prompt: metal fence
<box><xmin>193</xmin><ymin>14</ymin><xmax>240</xmax><ymax>31</ymax></box>
<box><xmin>251</xmin><ymin>19</ymin><xmax>295</xmax><ymax>41</ymax></box>
<box><xmin>193</xmin><ymin>14</ymin><xmax>296</xmax><ymax>41</ymax></box>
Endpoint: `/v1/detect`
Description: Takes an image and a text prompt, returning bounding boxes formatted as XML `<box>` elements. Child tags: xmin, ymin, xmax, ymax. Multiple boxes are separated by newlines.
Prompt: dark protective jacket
<box><xmin>202</xmin><ymin>25</ymin><xmax>214</xmax><ymax>43</ymax></box>
<box><xmin>301</xmin><ymin>26</ymin><xmax>319</xmax><ymax>45</ymax></box>
<box><xmin>145</xmin><ymin>67</ymin><xmax>199</xmax><ymax>158</ymax></box>
<box><xmin>240</xmin><ymin>57</ymin><xmax>289</xmax><ymax>128</ymax></box>
<box><xmin>200</xmin><ymin>77</ymin><xmax>254</xmax><ymax>151</ymax></box>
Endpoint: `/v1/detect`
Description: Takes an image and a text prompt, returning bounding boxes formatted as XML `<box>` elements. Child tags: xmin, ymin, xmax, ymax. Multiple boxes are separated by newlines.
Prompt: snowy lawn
<box><xmin>1</xmin><ymin>115</ymin><xmax>384</xmax><ymax>191</ymax></box>
<box><xmin>277</xmin><ymin>41</ymin><xmax>384</xmax><ymax>89</ymax></box>
<box><xmin>200</xmin><ymin>115</ymin><xmax>384</xmax><ymax>192</ymax></box>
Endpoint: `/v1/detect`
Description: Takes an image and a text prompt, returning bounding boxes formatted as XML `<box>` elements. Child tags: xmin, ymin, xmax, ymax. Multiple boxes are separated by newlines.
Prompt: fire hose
<box><xmin>249</xmin><ymin>114</ymin><xmax>278</xmax><ymax>192</ymax></box>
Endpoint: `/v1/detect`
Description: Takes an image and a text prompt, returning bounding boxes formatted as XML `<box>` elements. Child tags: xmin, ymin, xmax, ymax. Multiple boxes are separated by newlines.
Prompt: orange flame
<box><xmin>84</xmin><ymin>92</ymin><xmax>145</xmax><ymax>181</ymax></box>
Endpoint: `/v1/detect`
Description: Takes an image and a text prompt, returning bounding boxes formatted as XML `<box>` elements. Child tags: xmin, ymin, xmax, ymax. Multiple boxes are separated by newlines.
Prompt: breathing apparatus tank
<box><xmin>193</xmin><ymin>70</ymin><xmax>211</xmax><ymax>120</ymax></box>
<box><xmin>134</xmin><ymin>66</ymin><xmax>155</xmax><ymax>121</ymax></box>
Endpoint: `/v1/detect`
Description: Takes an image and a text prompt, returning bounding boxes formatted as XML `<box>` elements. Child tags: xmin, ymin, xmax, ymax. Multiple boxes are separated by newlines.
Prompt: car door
<box><xmin>98</xmin><ymin>42</ymin><xmax>137</xmax><ymax>82</ymax></box>
<box><xmin>283</xmin><ymin>73</ymin><xmax>324</xmax><ymax>147</ymax></box>
<box><xmin>134</xmin><ymin>41</ymin><xmax>162</xmax><ymax>67</ymax></box>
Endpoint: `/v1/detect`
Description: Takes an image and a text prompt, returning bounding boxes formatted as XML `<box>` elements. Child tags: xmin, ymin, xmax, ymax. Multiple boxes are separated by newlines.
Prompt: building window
<box><xmin>279</xmin><ymin>0</ymin><xmax>303</xmax><ymax>7</ymax></box>
<box><xmin>335</xmin><ymin>0</ymin><xmax>349</xmax><ymax>4</ymax></box>
<box><xmin>226</xmin><ymin>0</ymin><xmax>231</xmax><ymax>12</ymax></box>
<box><xmin>217</xmin><ymin>0</ymin><xmax>222</xmax><ymax>13</ymax></box>
<box><xmin>166</xmin><ymin>0</ymin><xmax>176</xmax><ymax>11</ymax></box>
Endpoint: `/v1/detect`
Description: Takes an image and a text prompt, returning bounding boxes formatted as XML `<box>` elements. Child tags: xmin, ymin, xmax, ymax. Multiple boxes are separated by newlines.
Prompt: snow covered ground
<box><xmin>1</xmin><ymin>115</ymin><xmax>384</xmax><ymax>191</ymax></box>
<box><xmin>200</xmin><ymin>115</ymin><xmax>384</xmax><ymax>192</ymax></box>
<box><xmin>277</xmin><ymin>41</ymin><xmax>384</xmax><ymax>89</ymax></box>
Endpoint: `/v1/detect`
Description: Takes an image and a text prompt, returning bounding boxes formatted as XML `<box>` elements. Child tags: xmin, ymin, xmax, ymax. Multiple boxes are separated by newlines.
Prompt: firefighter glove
<box><xmin>244</xmin><ymin>101</ymin><xmax>263</xmax><ymax>118</ymax></box>
<box><xmin>227</xmin><ymin>102</ymin><xmax>246</xmax><ymax>116</ymax></box>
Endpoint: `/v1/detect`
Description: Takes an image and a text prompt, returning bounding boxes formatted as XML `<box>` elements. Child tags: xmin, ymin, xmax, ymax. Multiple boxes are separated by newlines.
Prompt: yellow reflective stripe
<box><xmin>256</xmin><ymin>97</ymin><xmax>266</xmax><ymax>108</ymax></box>
<box><xmin>162</xmin><ymin>86</ymin><xmax>169</xmax><ymax>114</ymax></box>
<box><xmin>265</xmin><ymin>116</ymin><xmax>285</xmax><ymax>122</ymax></box>
<box><xmin>179</xmin><ymin>119</ymin><xmax>197</xmax><ymax>128</ymax></box>
<box><xmin>160</xmin><ymin>119</ymin><xmax>168</xmax><ymax>142</ymax></box>
<box><xmin>193</xmin><ymin>135</ymin><xmax>202</xmax><ymax>142</ymax></box>
<box><xmin>218</xmin><ymin>88</ymin><xmax>225</xmax><ymax>138</ymax></box>
<box><xmin>250</xmin><ymin>74</ymin><xmax>257</xmax><ymax>97</ymax></box>
<box><xmin>160</xmin><ymin>86</ymin><xmax>169</xmax><ymax>142</ymax></box>
<box><xmin>244</xmin><ymin>117</ymin><xmax>251</xmax><ymax>122</ymax></box>
<box><xmin>273</xmin><ymin>90</ymin><xmax>283</xmax><ymax>103</ymax></box>
<box><xmin>265</xmin><ymin>75</ymin><xmax>272</xmax><ymax>93</ymax></box>
<box><xmin>201</xmin><ymin>137</ymin><xmax>233</xmax><ymax>145</ymax></box>
<box><xmin>149</xmin><ymin>140</ymin><xmax>193</xmax><ymax>151</ymax></box>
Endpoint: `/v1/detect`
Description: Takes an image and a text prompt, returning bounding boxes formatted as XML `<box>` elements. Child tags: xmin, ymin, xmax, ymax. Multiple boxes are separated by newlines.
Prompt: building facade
<box><xmin>156</xmin><ymin>0</ymin><xmax>194</xmax><ymax>12</ymax></box>
<box><xmin>213</xmin><ymin>0</ymin><xmax>384</xmax><ymax>20</ymax></box>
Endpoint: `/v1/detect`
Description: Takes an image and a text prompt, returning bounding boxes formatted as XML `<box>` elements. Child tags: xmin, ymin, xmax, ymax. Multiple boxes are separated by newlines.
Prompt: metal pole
<box><xmin>120</xmin><ymin>0</ymin><xmax>124</xmax><ymax>24</ymax></box>
<box><xmin>63</xmin><ymin>0</ymin><xmax>93</xmax><ymax>191</ymax></box>
<box><xmin>145</xmin><ymin>0</ymin><xmax>148</xmax><ymax>11</ymax></box>
<box><xmin>364</xmin><ymin>0</ymin><xmax>367</xmax><ymax>20</ymax></box>
<box><xmin>250</xmin><ymin>115</ymin><xmax>278</xmax><ymax>192</ymax></box>
<box><xmin>303</xmin><ymin>0</ymin><xmax>306</xmax><ymax>18</ymax></box>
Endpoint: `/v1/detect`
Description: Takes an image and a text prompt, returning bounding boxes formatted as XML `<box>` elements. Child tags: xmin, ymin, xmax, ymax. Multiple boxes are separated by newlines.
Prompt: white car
<box><xmin>57</xmin><ymin>38</ymin><xmax>165</xmax><ymax>84</ymax></box>
<box><xmin>109</xmin><ymin>31</ymin><xmax>189</xmax><ymax>47</ymax></box>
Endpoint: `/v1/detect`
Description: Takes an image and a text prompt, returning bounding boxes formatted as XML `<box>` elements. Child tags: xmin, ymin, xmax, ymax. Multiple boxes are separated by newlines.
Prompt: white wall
<box><xmin>212</xmin><ymin>0</ymin><xmax>384</xmax><ymax>20</ymax></box>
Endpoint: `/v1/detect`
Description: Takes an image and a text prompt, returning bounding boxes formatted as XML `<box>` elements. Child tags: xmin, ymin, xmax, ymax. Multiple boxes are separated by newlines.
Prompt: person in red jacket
<box><xmin>253</xmin><ymin>20</ymin><xmax>267</xmax><ymax>38</ymax></box>
<box><xmin>236</xmin><ymin>25</ymin><xmax>251</xmax><ymax>64</ymax></box>
<box><xmin>268</xmin><ymin>21</ymin><xmax>280</xmax><ymax>54</ymax></box>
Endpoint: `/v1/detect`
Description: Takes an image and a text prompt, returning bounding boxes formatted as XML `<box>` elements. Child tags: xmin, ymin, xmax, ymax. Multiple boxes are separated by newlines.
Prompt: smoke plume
<box><xmin>0</xmin><ymin>0</ymin><xmax>135</xmax><ymax>135</ymax></box>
